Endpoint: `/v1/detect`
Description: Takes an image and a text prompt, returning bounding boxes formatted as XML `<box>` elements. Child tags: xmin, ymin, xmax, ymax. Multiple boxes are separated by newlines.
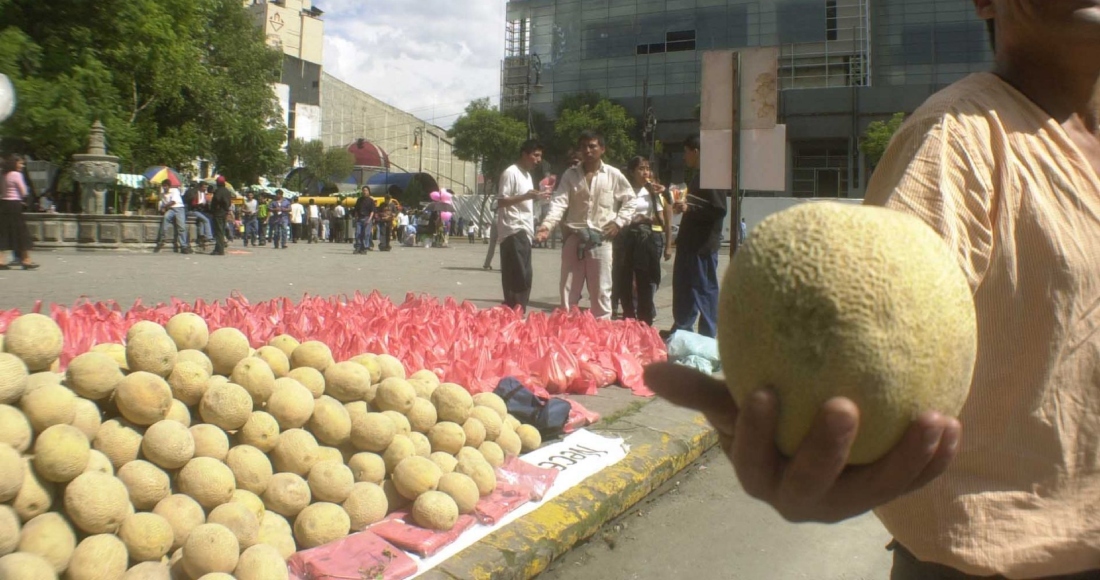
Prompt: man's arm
<box><xmin>611</xmin><ymin>172</ymin><xmax>637</xmax><ymax>227</ymax></box>
<box><xmin>539</xmin><ymin>170</ymin><xmax>571</xmax><ymax>230</ymax></box>
<box><xmin>684</xmin><ymin>186</ymin><xmax>728</xmax><ymax>222</ymax></box>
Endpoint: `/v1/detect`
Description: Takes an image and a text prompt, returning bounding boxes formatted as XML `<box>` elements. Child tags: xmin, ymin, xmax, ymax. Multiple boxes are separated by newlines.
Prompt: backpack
<box><xmin>493</xmin><ymin>377</ymin><xmax>571</xmax><ymax>438</ymax></box>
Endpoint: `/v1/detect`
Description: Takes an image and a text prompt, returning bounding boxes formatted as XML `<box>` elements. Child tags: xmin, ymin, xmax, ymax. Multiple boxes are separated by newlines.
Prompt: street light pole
<box><xmin>413</xmin><ymin>127</ymin><xmax>424</xmax><ymax>174</ymax></box>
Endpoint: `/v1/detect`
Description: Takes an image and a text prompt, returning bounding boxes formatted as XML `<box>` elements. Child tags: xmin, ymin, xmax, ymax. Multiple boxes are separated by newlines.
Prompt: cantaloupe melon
<box><xmin>427</xmin><ymin>422</ymin><xmax>465</xmax><ymax>456</ymax></box>
<box><xmin>17</xmin><ymin>512</ymin><xmax>75</xmax><ymax>573</ymax></box>
<box><xmin>431</xmin><ymin>384</ymin><xmax>473</xmax><ymax>425</ymax></box>
<box><xmin>66</xmin><ymin>534</ymin><xmax>129</xmax><ymax>580</ymax></box>
<box><xmin>166</xmin><ymin>399</ymin><xmax>191</xmax><ymax>427</ymax></box>
<box><xmin>495</xmin><ymin>428</ymin><xmax>522</xmax><ymax>458</ymax></box>
<box><xmin>266</xmin><ymin>379</ymin><xmax>314</xmax><ymax>430</ymax></box>
<box><xmin>181</xmin><ymin>524</ymin><xmax>239</xmax><ymax>578</ymax></box>
<box><xmin>429</xmin><ymin>452</ymin><xmax>457</xmax><ymax>474</ymax></box>
<box><xmin>118</xmin><ymin>512</ymin><xmax>173</xmax><ymax>563</ymax></box>
<box><xmin>91</xmin><ymin>343</ymin><xmax>129</xmax><ymax>372</ymax></box>
<box><xmin>93</xmin><ymin>419</ymin><xmax>144</xmax><ymax>470</ymax></box>
<box><xmin>455</xmin><ymin>457</ymin><xmax>496</xmax><ymax>496</ymax></box>
<box><xmin>14</xmin><ymin>458</ymin><xmax>55</xmax><ymax>522</ymax></box>
<box><xmin>206</xmin><ymin>502</ymin><xmax>258</xmax><ymax>550</ymax></box>
<box><xmin>374</xmin><ymin>354</ymin><xmax>405</xmax><ymax>381</ymax></box>
<box><xmin>261</xmin><ymin>473</ymin><xmax>311</xmax><ymax>518</ymax></box>
<box><xmin>165</xmin><ymin>313</ymin><xmax>209</xmax><ymax>351</ymax></box>
<box><xmin>114</xmin><ymin>372</ymin><xmax>172</xmax><ymax>426</ymax></box>
<box><xmin>176</xmin><ymin>349</ymin><xmax>213</xmax><ymax>375</ymax></box>
<box><xmin>341</xmin><ymin>482</ymin><xmax>387</xmax><ymax>530</ymax></box>
<box><xmin>254</xmin><ymin>346</ymin><xmax>290</xmax><ymax>379</ymax></box>
<box><xmin>718</xmin><ymin>202</ymin><xmax>977</xmax><ymax>464</ymax></box>
<box><xmin>469</xmin><ymin>407</ymin><xmax>502</xmax><ymax>441</ymax></box>
<box><xmin>0</xmin><ymin>551</ymin><xmax>57</xmax><ymax>580</ymax></box>
<box><xmin>122</xmin><ymin>561</ymin><xmax>171</xmax><ymax>579</ymax></box>
<box><xmin>166</xmin><ymin>361</ymin><xmax>210</xmax><ymax>407</ymax></box>
<box><xmin>0</xmin><ymin>354</ymin><xmax>28</xmax><ymax>405</ymax></box>
<box><xmin>237</xmin><ymin>411</ymin><xmax>280</xmax><ymax>453</ymax></box>
<box><xmin>287</xmin><ymin>367</ymin><xmax>325</xmax><ymax>399</ymax></box>
<box><xmin>307</xmin><ymin>396</ymin><xmax>351</xmax><ymax>447</ymax></box>
<box><xmin>0</xmin><ymin>505</ymin><xmax>20</xmax><ymax>557</ymax></box>
<box><xmin>231</xmin><ymin>358</ymin><xmax>276</xmax><ymax>406</ymax></box>
<box><xmin>408</xmin><ymin>432</ymin><xmax>431</xmax><ymax>458</ymax></box>
<box><xmin>117</xmin><ymin>460</ymin><xmax>171</xmax><ymax>511</ymax></box>
<box><xmin>20</xmin><ymin>383</ymin><xmax>76</xmax><ymax>433</ymax></box>
<box><xmin>141</xmin><ymin>420</ymin><xmax>195</xmax><ymax>470</ymax></box>
<box><xmin>69</xmin><ymin>398</ymin><xmax>101</xmax><ymax>443</ymax></box>
<box><xmin>411</xmin><ymin>491</ymin><xmax>458</xmax><ymax>531</ymax></box>
<box><xmin>381</xmin><ymin>435</ymin><xmax>415</xmax><ymax>476</ymax></box>
<box><xmin>125</xmin><ymin>321</ymin><xmax>165</xmax><ymax>343</ymax></box>
<box><xmin>516</xmin><ymin>424</ymin><xmax>542</xmax><ymax>453</ymax></box>
<box><xmin>269</xmin><ymin>429</ymin><xmax>318</xmax><ymax>477</ymax></box>
<box><xmin>346</xmin><ymin>453</ymin><xmax>386</xmax><ymax>485</ymax></box>
<box><xmin>64</xmin><ymin>472</ymin><xmax>130</xmax><ymax>534</ymax></box>
<box><xmin>198</xmin><ymin>382</ymin><xmax>252</xmax><ymax>431</ymax></box>
<box><xmin>373</xmin><ymin>378</ymin><xmax>416</xmax><ymax>414</ymax></box>
<box><xmin>205</xmin><ymin>328</ymin><xmax>250</xmax><ymax>377</ymax></box>
<box><xmin>189</xmin><ymin>424</ymin><xmax>230</xmax><ymax>461</ymax></box>
<box><xmin>32</xmin><ymin>425</ymin><xmax>89</xmax><ymax>483</ymax></box>
<box><xmin>409</xmin><ymin>369</ymin><xmax>440</xmax><ymax>389</ymax></box>
<box><xmin>225</xmin><ymin>445</ymin><xmax>273</xmax><ymax>496</ymax></box>
<box><xmin>4</xmin><ymin>313</ymin><xmax>64</xmax><ymax>372</ymax></box>
<box><xmin>65</xmin><ymin>352</ymin><xmax>122</xmax><ymax>401</ymax></box>
<box><xmin>177</xmin><ymin>458</ymin><xmax>236</xmax><ymax>510</ymax></box>
<box><xmin>125</xmin><ymin>331</ymin><xmax>178</xmax><ymax>378</ymax></box>
<box><xmin>0</xmin><ymin>405</ymin><xmax>32</xmax><ymax>453</ymax></box>
<box><xmin>234</xmin><ymin>544</ymin><xmax>288</xmax><ymax>580</ymax></box>
<box><xmin>348</xmin><ymin>407</ymin><xmax>395</xmax><ymax>453</ymax></box>
<box><xmin>392</xmin><ymin>456</ymin><xmax>441</xmax><ymax>501</ymax></box>
<box><xmin>289</xmin><ymin>341</ymin><xmax>334</xmax><ymax>373</ymax></box>
<box><xmin>472</xmin><ymin>393</ymin><xmax>507</xmax><ymax>420</ymax></box>
<box><xmin>406</xmin><ymin>398</ymin><xmax>438</xmax><ymax>433</ymax></box>
<box><xmin>382</xmin><ymin>411</ymin><xmax>411</xmax><ymax>436</ymax></box>
<box><xmin>462</xmin><ymin>418</ymin><xmax>486</xmax><ymax>449</ymax></box>
<box><xmin>229</xmin><ymin>490</ymin><xmax>266</xmax><ymax>524</ymax></box>
<box><xmin>320</xmin><ymin>362</ymin><xmax>371</xmax><ymax>403</ymax></box>
<box><xmin>292</xmin><ymin>502</ymin><xmax>349</xmax><ymax>549</ymax></box>
<box><xmin>0</xmin><ymin>444</ymin><xmax>24</xmax><ymax>502</ymax></box>
<box><xmin>267</xmin><ymin>335</ymin><xmax>300</xmax><ymax>359</ymax></box>
<box><xmin>82</xmin><ymin>450</ymin><xmax>113</xmax><ymax>476</ymax></box>
<box><xmin>307</xmin><ymin>460</ymin><xmax>354</xmax><ymax>503</ymax></box>
<box><xmin>436</xmin><ymin>472</ymin><xmax>479</xmax><ymax>515</ymax></box>
<box><xmin>153</xmin><ymin>494</ymin><xmax>206</xmax><ymax>552</ymax></box>
<box><xmin>348</xmin><ymin>354</ymin><xmax>382</xmax><ymax>384</ymax></box>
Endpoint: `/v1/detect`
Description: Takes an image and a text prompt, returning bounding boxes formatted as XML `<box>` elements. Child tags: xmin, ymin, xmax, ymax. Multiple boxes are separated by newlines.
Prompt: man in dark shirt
<box><xmin>210</xmin><ymin>176</ymin><xmax>234</xmax><ymax>256</ymax></box>
<box><xmin>670</xmin><ymin>134</ymin><xmax>728</xmax><ymax>338</ymax></box>
<box><xmin>353</xmin><ymin>186</ymin><xmax>376</xmax><ymax>255</ymax></box>
<box><xmin>374</xmin><ymin>193</ymin><xmax>397</xmax><ymax>252</ymax></box>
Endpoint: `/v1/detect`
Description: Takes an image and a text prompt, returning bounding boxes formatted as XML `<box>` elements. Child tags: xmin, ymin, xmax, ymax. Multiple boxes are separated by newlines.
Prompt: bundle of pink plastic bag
<box><xmin>0</xmin><ymin>291</ymin><xmax>665</xmax><ymax>397</ymax></box>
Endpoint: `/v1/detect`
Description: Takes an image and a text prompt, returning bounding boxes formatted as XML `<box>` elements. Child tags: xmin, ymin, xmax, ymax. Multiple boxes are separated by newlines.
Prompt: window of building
<box><xmin>666</xmin><ymin>30</ymin><xmax>696</xmax><ymax>52</ymax></box>
<box><xmin>792</xmin><ymin>143</ymin><xmax>850</xmax><ymax>198</ymax></box>
<box><xmin>826</xmin><ymin>0</ymin><xmax>838</xmax><ymax>41</ymax></box>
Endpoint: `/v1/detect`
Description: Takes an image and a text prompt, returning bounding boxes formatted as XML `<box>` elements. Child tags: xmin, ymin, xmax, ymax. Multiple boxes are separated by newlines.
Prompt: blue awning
<box><xmin>365</xmin><ymin>172</ymin><xmax>439</xmax><ymax>194</ymax></box>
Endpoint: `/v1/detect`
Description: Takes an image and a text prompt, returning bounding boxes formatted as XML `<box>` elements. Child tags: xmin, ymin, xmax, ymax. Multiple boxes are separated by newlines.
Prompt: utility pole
<box><xmin>414</xmin><ymin>127</ymin><xmax>424</xmax><ymax>173</ymax></box>
<box><xmin>526</xmin><ymin>53</ymin><xmax>542</xmax><ymax>139</ymax></box>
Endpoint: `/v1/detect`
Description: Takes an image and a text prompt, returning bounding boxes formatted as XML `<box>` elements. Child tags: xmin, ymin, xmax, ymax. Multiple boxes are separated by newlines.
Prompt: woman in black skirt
<box><xmin>0</xmin><ymin>154</ymin><xmax>39</xmax><ymax>270</ymax></box>
<box><xmin>611</xmin><ymin>156</ymin><xmax>673</xmax><ymax>326</ymax></box>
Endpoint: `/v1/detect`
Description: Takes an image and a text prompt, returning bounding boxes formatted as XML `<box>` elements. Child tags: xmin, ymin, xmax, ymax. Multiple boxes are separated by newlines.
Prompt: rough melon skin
<box><xmin>64</xmin><ymin>472</ymin><xmax>131</xmax><ymax>535</ymax></box>
<box><xmin>125</xmin><ymin>331</ymin><xmax>178</xmax><ymax>378</ymax></box>
<box><xmin>0</xmin><ymin>551</ymin><xmax>57</xmax><ymax>579</ymax></box>
<box><xmin>4</xmin><ymin>313</ymin><xmax>64</xmax><ymax>372</ymax></box>
<box><xmin>17</xmin><ymin>512</ymin><xmax>76</xmax><ymax>573</ymax></box>
<box><xmin>165</xmin><ymin>313</ymin><xmax>209</xmax><ymax>352</ymax></box>
<box><xmin>66</xmin><ymin>534</ymin><xmax>129</xmax><ymax>580</ymax></box>
<box><xmin>0</xmin><ymin>444</ymin><xmax>24</xmax><ymax>502</ymax></box>
<box><xmin>718</xmin><ymin>202</ymin><xmax>978</xmax><ymax>465</ymax></box>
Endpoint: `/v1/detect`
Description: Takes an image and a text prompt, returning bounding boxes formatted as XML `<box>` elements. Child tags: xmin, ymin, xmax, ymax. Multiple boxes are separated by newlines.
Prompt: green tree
<box><xmin>0</xmin><ymin>0</ymin><xmax>285</xmax><ymax>186</ymax></box>
<box><xmin>287</xmin><ymin>139</ymin><xmax>355</xmax><ymax>194</ymax></box>
<box><xmin>554</xmin><ymin>98</ymin><xmax>638</xmax><ymax>167</ymax></box>
<box><xmin>447</xmin><ymin>98</ymin><xmax>527</xmax><ymax>195</ymax></box>
<box><xmin>860</xmin><ymin>112</ymin><xmax>906</xmax><ymax>167</ymax></box>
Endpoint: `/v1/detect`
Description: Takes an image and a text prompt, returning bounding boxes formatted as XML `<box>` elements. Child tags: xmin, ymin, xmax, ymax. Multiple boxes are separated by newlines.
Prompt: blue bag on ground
<box><xmin>494</xmin><ymin>377</ymin><xmax>570</xmax><ymax>439</ymax></box>
<box><xmin>665</xmin><ymin>330</ymin><xmax>721</xmax><ymax>374</ymax></box>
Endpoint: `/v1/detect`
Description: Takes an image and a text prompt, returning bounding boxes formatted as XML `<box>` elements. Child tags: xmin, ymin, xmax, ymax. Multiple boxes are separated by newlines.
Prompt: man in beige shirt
<box><xmin>536</xmin><ymin>130</ymin><xmax>636</xmax><ymax>319</ymax></box>
<box><xmin>645</xmin><ymin>1</ymin><xmax>1100</xmax><ymax>578</ymax></box>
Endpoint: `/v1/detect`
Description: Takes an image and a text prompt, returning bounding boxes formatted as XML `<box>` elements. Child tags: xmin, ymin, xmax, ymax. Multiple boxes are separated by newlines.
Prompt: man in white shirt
<box><xmin>242</xmin><ymin>191</ymin><xmax>259</xmax><ymax>247</ymax></box>
<box><xmin>290</xmin><ymin>199</ymin><xmax>305</xmax><ymax>243</ymax></box>
<box><xmin>154</xmin><ymin>182</ymin><xmax>192</xmax><ymax>254</ymax></box>
<box><xmin>536</xmin><ymin>130</ymin><xmax>636</xmax><ymax>319</ymax></box>
<box><xmin>307</xmin><ymin>199</ymin><xmax>320</xmax><ymax>243</ymax></box>
<box><xmin>497</xmin><ymin>140</ymin><xmax>549</xmax><ymax>311</ymax></box>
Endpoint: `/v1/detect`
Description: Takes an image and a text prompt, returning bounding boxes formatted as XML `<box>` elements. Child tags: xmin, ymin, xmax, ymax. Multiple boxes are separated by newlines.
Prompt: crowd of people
<box><xmin>486</xmin><ymin>129</ymin><xmax>727</xmax><ymax>340</ymax></box>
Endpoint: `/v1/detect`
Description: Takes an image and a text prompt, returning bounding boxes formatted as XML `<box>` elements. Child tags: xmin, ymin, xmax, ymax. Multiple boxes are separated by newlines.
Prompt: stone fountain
<box><xmin>70</xmin><ymin>120</ymin><xmax>119</xmax><ymax>215</ymax></box>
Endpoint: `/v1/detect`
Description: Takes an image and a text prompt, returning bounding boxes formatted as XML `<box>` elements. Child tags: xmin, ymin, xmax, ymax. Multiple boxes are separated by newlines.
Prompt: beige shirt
<box><xmin>541</xmin><ymin>162</ymin><xmax>636</xmax><ymax>232</ymax></box>
<box><xmin>865</xmin><ymin>73</ymin><xmax>1100</xmax><ymax>578</ymax></box>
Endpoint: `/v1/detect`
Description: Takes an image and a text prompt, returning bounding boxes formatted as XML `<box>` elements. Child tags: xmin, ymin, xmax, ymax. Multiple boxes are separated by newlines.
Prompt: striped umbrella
<box><xmin>143</xmin><ymin>166</ymin><xmax>183</xmax><ymax>187</ymax></box>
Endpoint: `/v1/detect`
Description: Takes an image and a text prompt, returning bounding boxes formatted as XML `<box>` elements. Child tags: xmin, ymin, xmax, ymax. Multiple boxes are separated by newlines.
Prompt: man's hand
<box><xmin>643</xmin><ymin>362</ymin><xmax>961</xmax><ymax>524</ymax></box>
<box><xmin>663</xmin><ymin>246</ymin><xmax>673</xmax><ymax>261</ymax></box>
<box><xmin>534</xmin><ymin>190</ymin><xmax>552</xmax><ymax>203</ymax></box>
<box><xmin>535</xmin><ymin>225</ymin><xmax>550</xmax><ymax>243</ymax></box>
<box><xmin>601</xmin><ymin>222</ymin><xmax>620</xmax><ymax>240</ymax></box>
<box><xmin>673</xmin><ymin>201</ymin><xmax>687</xmax><ymax>215</ymax></box>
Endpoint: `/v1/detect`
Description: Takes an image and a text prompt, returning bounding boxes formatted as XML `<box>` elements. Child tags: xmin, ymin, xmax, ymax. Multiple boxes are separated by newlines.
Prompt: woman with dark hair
<box><xmin>0</xmin><ymin>154</ymin><xmax>39</xmax><ymax>270</ymax></box>
<box><xmin>611</xmin><ymin>156</ymin><xmax>672</xmax><ymax>325</ymax></box>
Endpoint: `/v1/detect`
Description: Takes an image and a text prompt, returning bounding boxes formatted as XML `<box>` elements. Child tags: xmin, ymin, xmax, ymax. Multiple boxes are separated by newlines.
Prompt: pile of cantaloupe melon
<box><xmin>0</xmin><ymin>312</ymin><xmax>545</xmax><ymax>579</ymax></box>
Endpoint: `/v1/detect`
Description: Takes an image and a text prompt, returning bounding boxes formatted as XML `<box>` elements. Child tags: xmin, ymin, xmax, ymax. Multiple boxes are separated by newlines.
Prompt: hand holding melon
<box><xmin>646</xmin><ymin>202</ymin><xmax>977</xmax><ymax>523</ymax></box>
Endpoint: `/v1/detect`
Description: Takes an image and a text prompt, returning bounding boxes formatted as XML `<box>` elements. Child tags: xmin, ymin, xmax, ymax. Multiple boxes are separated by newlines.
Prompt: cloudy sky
<box><xmin>321</xmin><ymin>0</ymin><xmax>507</xmax><ymax>129</ymax></box>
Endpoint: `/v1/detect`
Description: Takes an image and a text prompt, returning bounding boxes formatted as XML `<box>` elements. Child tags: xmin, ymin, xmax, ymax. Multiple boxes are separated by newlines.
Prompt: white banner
<box><xmin>409</xmin><ymin>429</ymin><xmax>629</xmax><ymax>577</ymax></box>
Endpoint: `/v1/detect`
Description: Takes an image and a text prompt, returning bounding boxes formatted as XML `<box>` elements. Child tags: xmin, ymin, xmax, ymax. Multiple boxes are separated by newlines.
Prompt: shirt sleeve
<box><xmin>541</xmin><ymin>169</ymin><xmax>572</xmax><ymax>229</ymax></box>
<box><xmin>612</xmin><ymin>171</ymin><xmax>637</xmax><ymax>227</ymax></box>
<box><xmin>497</xmin><ymin>168</ymin><xmax>518</xmax><ymax>200</ymax></box>
<box><xmin>863</xmin><ymin>113</ymin><xmax>995</xmax><ymax>292</ymax></box>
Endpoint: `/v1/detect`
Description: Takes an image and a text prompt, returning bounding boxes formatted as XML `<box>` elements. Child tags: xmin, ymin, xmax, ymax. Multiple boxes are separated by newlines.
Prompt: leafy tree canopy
<box><xmin>447</xmin><ymin>98</ymin><xmax>527</xmax><ymax>192</ymax></box>
<box><xmin>553</xmin><ymin>98</ymin><xmax>637</xmax><ymax>167</ymax></box>
<box><xmin>0</xmin><ymin>0</ymin><xmax>287</xmax><ymax>186</ymax></box>
<box><xmin>287</xmin><ymin>138</ymin><xmax>354</xmax><ymax>194</ymax></box>
<box><xmin>860</xmin><ymin>112</ymin><xmax>906</xmax><ymax>168</ymax></box>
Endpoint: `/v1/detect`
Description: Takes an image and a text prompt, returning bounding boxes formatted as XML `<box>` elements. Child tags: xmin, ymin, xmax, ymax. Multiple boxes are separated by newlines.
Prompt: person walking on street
<box><xmin>497</xmin><ymin>140</ymin><xmax>549</xmax><ymax>311</ymax></box>
<box><xmin>668</xmin><ymin>135</ymin><xmax>728</xmax><ymax>339</ymax></box>
<box><xmin>256</xmin><ymin>194</ymin><xmax>269</xmax><ymax>246</ymax></box>
<box><xmin>0</xmin><ymin>155</ymin><xmax>40</xmax><ymax>269</ymax></box>
<box><xmin>614</xmin><ymin>156</ymin><xmax>674</xmax><ymax>326</ymax></box>
<box><xmin>647</xmin><ymin>3</ymin><xmax>1100</xmax><ymax>579</ymax></box>
<box><xmin>353</xmin><ymin>186</ymin><xmax>376</xmax><ymax>255</ymax></box>
<box><xmin>535</xmin><ymin>130</ymin><xmax>637</xmax><ymax>319</ymax></box>
<box><xmin>333</xmin><ymin>202</ymin><xmax>346</xmax><ymax>243</ymax></box>
<box><xmin>290</xmin><ymin>198</ymin><xmax>304</xmax><ymax>243</ymax></box>
<box><xmin>242</xmin><ymin>191</ymin><xmax>259</xmax><ymax>247</ymax></box>
<box><xmin>307</xmin><ymin>199</ymin><xmax>320</xmax><ymax>243</ymax></box>
<box><xmin>154</xmin><ymin>181</ymin><xmax>192</xmax><ymax>254</ymax></box>
<box><xmin>375</xmin><ymin>194</ymin><xmax>396</xmax><ymax>251</ymax></box>
<box><xmin>268</xmin><ymin>190</ymin><xmax>291</xmax><ymax>249</ymax></box>
<box><xmin>210</xmin><ymin>176</ymin><xmax>233</xmax><ymax>256</ymax></box>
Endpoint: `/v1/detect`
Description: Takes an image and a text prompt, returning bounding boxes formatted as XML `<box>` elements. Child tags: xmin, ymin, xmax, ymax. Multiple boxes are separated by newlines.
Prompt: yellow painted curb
<box><xmin>424</xmin><ymin>405</ymin><xmax>718</xmax><ymax>580</ymax></box>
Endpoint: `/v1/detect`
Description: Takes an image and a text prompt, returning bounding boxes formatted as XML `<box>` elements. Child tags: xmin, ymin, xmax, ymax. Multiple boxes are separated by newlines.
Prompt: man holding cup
<box><xmin>497</xmin><ymin>139</ymin><xmax>548</xmax><ymax>311</ymax></box>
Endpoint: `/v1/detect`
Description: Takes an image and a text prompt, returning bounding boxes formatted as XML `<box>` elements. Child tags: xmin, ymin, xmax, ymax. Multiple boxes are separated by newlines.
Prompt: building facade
<box><xmin>320</xmin><ymin>74</ymin><xmax>478</xmax><ymax>195</ymax></box>
<box><xmin>502</xmin><ymin>0</ymin><xmax>993</xmax><ymax>197</ymax></box>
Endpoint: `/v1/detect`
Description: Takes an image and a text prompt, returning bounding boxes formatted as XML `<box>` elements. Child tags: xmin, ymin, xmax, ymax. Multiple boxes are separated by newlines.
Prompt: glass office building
<box><xmin>501</xmin><ymin>0</ymin><xmax>992</xmax><ymax>197</ymax></box>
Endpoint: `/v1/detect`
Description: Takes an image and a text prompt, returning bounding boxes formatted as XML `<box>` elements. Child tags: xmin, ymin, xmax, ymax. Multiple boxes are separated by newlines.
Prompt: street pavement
<box><xmin>0</xmin><ymin>238</ymin><xmax>895</xmax><ymax>579</ymax></box>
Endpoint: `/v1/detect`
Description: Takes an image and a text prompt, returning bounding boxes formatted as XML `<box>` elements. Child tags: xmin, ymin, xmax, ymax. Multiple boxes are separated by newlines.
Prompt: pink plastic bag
<box><xmin>496</xmin><ymin>456</ymin><xmax>559</xmax><ymax>501</ymax></box>
<box><xmin>368</xmin><ymin>512</ymin><xmax>478</xmax><ymax>558</ymax></box>
<box><xmin>287</xmin><ymin>530</ymin><xmax>417</xmax><ymax>580</ymax></box>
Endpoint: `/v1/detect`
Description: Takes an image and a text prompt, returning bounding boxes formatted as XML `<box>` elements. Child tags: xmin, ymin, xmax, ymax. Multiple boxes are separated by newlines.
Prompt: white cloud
<box><xmin>320</xmin><ymin>0</ymin><xmax>506</xmax><ymax>129</ymax></box>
